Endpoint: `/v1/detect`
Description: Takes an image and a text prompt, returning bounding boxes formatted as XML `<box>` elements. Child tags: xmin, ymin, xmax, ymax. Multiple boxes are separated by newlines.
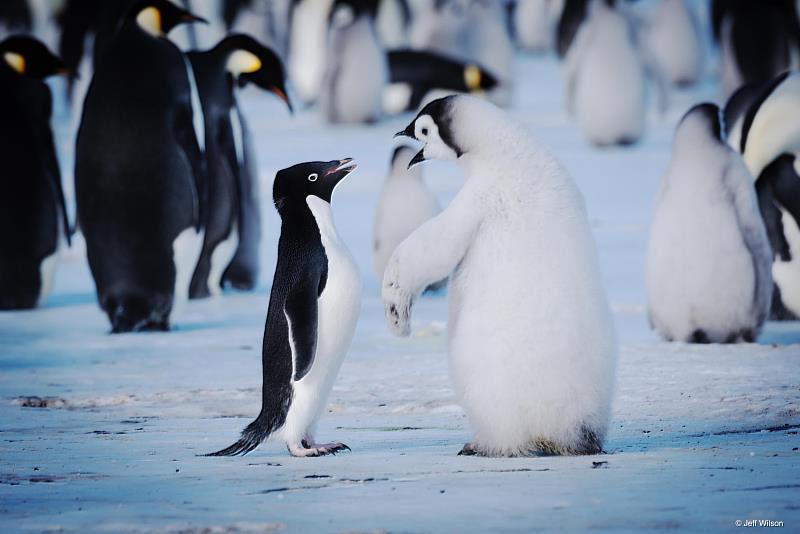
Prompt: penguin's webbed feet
<box><xmin>287</xmin><ymin>439</ymin><xmax>351</xmax><ymax>457</ymax></box>
<box><xmin>457</xmin><ymin>442</ymin><xmax>487</xmax><ymax>457</ymax></box>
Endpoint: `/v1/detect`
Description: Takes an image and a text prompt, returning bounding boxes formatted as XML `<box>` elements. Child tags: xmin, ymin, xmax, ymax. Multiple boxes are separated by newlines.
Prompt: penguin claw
<box><xmin>288</xmin><ymin>441</ymin><xmax>351</xmax><ymax>457</ymax></box>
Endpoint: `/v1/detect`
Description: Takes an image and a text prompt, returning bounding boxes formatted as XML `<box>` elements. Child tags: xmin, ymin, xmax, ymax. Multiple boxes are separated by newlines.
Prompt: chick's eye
<box><xmin>421</xmin><ymin>127</ymin><xmax>429</xmax><ymax>137</ymax></box>
<box><xmin>308</xmin><ymin>173</ymin><xmax>318</xmax><ymax>182</ymax></box>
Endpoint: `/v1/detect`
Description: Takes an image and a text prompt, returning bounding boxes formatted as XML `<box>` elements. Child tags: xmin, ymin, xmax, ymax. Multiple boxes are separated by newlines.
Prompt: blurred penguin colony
<box><xmin>0</xmin><ymin>0</ymin><xmax>799</xmax><ymax>344</ymax></box>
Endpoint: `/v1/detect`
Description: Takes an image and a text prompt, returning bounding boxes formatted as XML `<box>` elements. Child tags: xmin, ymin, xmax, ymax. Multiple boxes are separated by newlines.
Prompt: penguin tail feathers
<box><xmin>204</xmin><ymin>412</ymin><xmax>277</xmax><ymax>457</ymax></box>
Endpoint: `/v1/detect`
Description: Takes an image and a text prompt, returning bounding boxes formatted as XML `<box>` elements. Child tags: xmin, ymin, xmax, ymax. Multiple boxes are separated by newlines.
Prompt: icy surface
<box><xmin>1</xmin><ymin>56</ymin><xmax>799</xmax><ymax>532</ymax></box>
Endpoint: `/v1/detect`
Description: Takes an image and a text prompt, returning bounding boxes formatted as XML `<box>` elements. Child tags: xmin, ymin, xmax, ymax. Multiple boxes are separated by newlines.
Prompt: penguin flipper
<box><xmin>41</xmin><ymin>95</ymin><xmax>72</xmax><ymax>246</ymax></box>
<box><xmin>284</xmin><ymin>288</ymin><xmax>319</xmax><ymax>382</ymax></box>
<box><xmin>174</xmin><ymin>101</ymin><xmax>207</xmax><ymax>230</ymax></box>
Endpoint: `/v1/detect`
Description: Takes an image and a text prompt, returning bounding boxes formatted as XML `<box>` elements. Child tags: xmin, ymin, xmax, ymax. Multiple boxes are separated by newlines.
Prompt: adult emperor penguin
<box><xmin>712</xmin><ymin>0</ymin><xmax>800</xmax><ymax>99</ymax></box>
<box><xmin>320</xmin><ymin>0</ymin><xmax>388</xmax><ymax>124</ymax></box>
<box><xmin>387</xmin><ymin>95</ymin><xmax>617</xmax><ymax>456</ymax></box>
<box><xmin>209</xmin><ymin>158</ymin><xmax>361</xmax><ymax>457</ymax></box>
<box><xmin>738</xmin><ymin>71</ymin><xmax>800</xmax><ymax>319</ymax></box>
<box><xmin>75</xmin><ymin>0</ymin><xmax>207</xmax><ymax>332</ymax></box>
<box><xmin>187</xmin><ymin>34</ymin><xmax>291</xmax><ymax>299</ymax></box>
<box><xmin>644</xmin><ymin>0</ymin><xmax>703</xmax><ymax>87</ymax></box>
<box><xmin>373</xmin><ymin>146</ymin><xmax>442</xmax><ymax>286</ymax></box>
<box><xmin>646</xmin><ymin>104</ymin><xmax>773</xmax><ymax>343</ymax></box>
<box><xmin>563</xmin><ymin>0</ymin><xmax>664</xmax><ymax>146</ymax></box>
<box><xmin>0</xmin><ymin>36</ymin><xmax>70</xmax><ymax>309</ymax></box>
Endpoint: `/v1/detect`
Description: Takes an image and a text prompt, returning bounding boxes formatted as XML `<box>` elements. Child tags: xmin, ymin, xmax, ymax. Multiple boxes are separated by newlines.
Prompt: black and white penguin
<box><xmin>387</xmin><ymin>95</ymin><xmax>616</xmax><ymax>456</ymax></box>
<box><xmin>646</xmin><ymin>103</ymin><xmax>773</xmax><ymax>343</ymax></box>
<box><xmin>75</xmin><ymin>0</ymin><xmax>207</xmax><ymax>333</ymax></box>
<box><xmin>737</xmin><ymin>71</ymin><xmax>800</xmax><ymax>320</ymax></box>
<box><xmin>0</xmin><ymin>36</ymin><xmax>70</xmax><ymax>310</ymax></box>
<box><xmin>209</xmin><ymin>159</ymin><xmax>361</xmax><ymax>457</ymax></box>
<box><xmin>384</xmin><ymin>49</ymin><xmax>498</xmax><ymax>113</ymax></box>
<box><xmin>373</xmin><ymin>145</ymin><xmax>442</xmax><ymax>286</ymax></box>
<box><xmin>712</xmin><ymin>0</ymin><xmax>800</xmax><ymax>99</ymax></box>
<box><xmin>187</xmin><ymin>34</ymin><xmax>291</xmax><ymax>299</ymax></box>
<box><xmin>320</xmin><ymin>0</ymin><xmax>388</xmax><ymax>124</ymax></box>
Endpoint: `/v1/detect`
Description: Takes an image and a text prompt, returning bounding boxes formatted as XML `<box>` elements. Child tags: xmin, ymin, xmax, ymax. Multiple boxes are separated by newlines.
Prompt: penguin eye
<box><xmin>308</xmin><ymin>173</ymin><xmax>318</xmax><ymax>182</ymax></box>
<box><xmin>421</xmin><ymin>127</ymin><xmax>429</xmax><ymax>137</ymax></box>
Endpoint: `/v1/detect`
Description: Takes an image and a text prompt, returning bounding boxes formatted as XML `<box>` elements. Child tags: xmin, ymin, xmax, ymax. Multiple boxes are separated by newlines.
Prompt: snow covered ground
<box><xmin>1</xmin><ymin>54</ymin><xmax>799</xmax><ymax>532</ymax></box>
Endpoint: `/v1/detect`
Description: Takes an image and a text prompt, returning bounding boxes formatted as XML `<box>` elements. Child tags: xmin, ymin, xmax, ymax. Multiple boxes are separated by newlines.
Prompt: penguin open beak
<box><xmin>407</xmin><ymin>150</ymin><xmax>425</xmax><ymax>169</ymax></box>
<box><xmin>324</xmin><ymin>158</ymin><xmax>357</xmax><ymax>179</ymax></box>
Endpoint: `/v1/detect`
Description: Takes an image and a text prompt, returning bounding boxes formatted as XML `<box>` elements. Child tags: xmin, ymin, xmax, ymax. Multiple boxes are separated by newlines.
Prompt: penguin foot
<box><xmin>457</xmin><ymin>443</ymin><xmax>486</xmax><ymax>456</ymax></box>
<box><xmin>287</xmin><ymin>439</ymin><xmax>351</xmax><ymax>457</ymax></box>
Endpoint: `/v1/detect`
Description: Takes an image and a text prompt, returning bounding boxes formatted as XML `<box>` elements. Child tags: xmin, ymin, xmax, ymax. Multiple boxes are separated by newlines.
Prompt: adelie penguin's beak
<box><xmin>407</xmin><ymin>150</ymin><xmax>425</xmax><ymax>169</ymax></box>
<box><xmin>324</xmin><ymin>158</ymin><xmax>357</xmax><ymax>180</ymax></box>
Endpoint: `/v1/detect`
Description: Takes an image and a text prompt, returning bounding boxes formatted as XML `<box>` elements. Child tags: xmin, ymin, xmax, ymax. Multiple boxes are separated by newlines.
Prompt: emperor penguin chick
<box><xmin>209</xmin><ymin>159</ymin><xmax>361</xmax><ymax>457</ymax></box>
<box><xmin>387</xmin><ymin>95</ymin><xmax>617</xmax><ymax>457</ymax></box>
<box><xmin>646</xmin><ymin>103</ymin><xmax>773</xmax><ymax>343</ymax></box>
<box><xmin>373</xmin><ymin>146</ymin><xmax>443</xmax><ymax>288</ymax></box>
<box><xmin>320</xmin><ymin>0</ymin><xmax>388</xmax><ymax>124</ymax></box>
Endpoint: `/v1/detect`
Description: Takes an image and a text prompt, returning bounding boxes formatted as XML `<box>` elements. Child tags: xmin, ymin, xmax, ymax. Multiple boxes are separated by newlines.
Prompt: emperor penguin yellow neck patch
<box><xmin>464</xmin><ymin>65</ymin><xmax>482</xmax><ymax>92</ymax></box>
<box><xmin>136</xmin><ymin>6</ymin><xmax>163</xmax><ymax>37</ymax></box>
<box><xmin>3</xmin><ymin>52</ymin><xmax>25</xmax><ymax>74</ymax></box>
<box><xmin>226</xmin><ymin>50</ymin><xmax>262</xmax><ymax>77</ymax></box>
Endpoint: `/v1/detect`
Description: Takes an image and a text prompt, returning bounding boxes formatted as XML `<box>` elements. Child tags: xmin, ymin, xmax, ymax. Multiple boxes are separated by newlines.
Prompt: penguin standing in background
<box><xmin>646</xmin><ymin>104</ymin><xmax>773</xmax><ymax>343</ymax></box>
<box><xmin>515</xmin><ymin>0</ymin><xmax>565</xmax><ymax>53</ymax></box>
<box><xmin>738</xmin><ymin>71</ymin><xmax>800</xmax><ymax>320</ymax></box>
<box><xmin>0</xmin><ymin>36</ymin><xmax>71</xmax><ymax>310</ymax></box>
<box><xmin>288</xmin><ymin>0</ymin><xmax>335</xmax><ymax>106</ymax></box>
<box><xmin>75</xmin><ymin>0</ymin><xmax>208</xmax><ymax>333</ymax></box>
<box><xmin>563</xmin><ymin>0</ymin><xmax>665</xmax><ymax>146</ymax></box>
<box><xmin>209</xmin><ymin>159</ymin><xmax>361</xmax><ymax>457</ymax></box>
<box><xmin>712</xmin><ymin>0</ymin><xmax>800</xmax><ymax>99</ymax></box>
<box><xmin>644</xmin><ymin>0</ymin><xmax>702</xmax><ymax>87</ymax></box>
<box><xmin>387</xmin><ymin>95</ymin><xmax>616</xmax><ymax>456</ymax></box>
<box><xmin>373</xmin><ymin>146</ymin><xmax>444</xmax><ymax>289</ymax></box>
<box><xmin>187</xmin><ymin>34</ymin><xmax>291</xmax><ymax>299</ymax></box>
<box><xmin>320</xmin><ymin>0</ymin><xmax>388</xmax><ymax>124</ymax></box>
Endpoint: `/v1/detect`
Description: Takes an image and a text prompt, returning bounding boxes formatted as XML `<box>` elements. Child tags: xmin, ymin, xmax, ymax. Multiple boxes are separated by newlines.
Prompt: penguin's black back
<box><xmin>0</xmin><ymin>64</ymin><xmax>68</xmax><ymax>309</ymax></box>
<box><xmin>76</xmin><ymin>19</ymin><xmax>205</xmax><ymax>330</ymax></box>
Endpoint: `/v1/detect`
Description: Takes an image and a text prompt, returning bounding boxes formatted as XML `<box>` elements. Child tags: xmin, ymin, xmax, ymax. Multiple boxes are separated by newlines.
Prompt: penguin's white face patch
<box><xmin>136</xmin><ymin>7</ymin><xmax>163</xmax><ymax>37</ymax></box>
<box><xmin>415</xmin><ymin>115</ymin><xmax>458</xmax><ymax>162</ymax></box>
<box><xmin>226</xmin><ymin>50</ymin><xmax>262</xmax><ymax>77</ymax></box>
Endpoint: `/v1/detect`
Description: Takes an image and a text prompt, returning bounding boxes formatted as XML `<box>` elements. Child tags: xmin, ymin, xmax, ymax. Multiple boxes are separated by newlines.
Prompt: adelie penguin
<box><xmin>387</xmin><ymin>95</ymin><xmax>616</xmax><ymax>457</ymax></box>
<box><xmin>187</xmin><ymin>34</ymin><xmax>291</xmax><ymax>299</ymax></box>
<box><xmin>320</xmin><ymin>0</ymin><xmax>388</xmax><ymax>124</ymax></box>
<box><xmin>75</xmin><ymin>0</ymin><xmax>207</xmax><ymax>333</ymax></box>
<box><xmin>0</xmin><ymin>36</ymin><xmax>71</xmax><ymax>310</ymax></box>
<box><xmin>646</xmin><ymin>103</ymin><xmax>773</xmax><ymax>343</ymax></box>
<box><xmin>736</xmin><ymin>71</ymin><xmax>800</xmax><ymax>320</ymax></box>
<box><xmin>208</xmin><ymin>159</ymin><xmax>361</xmax><ymax>457</ymax></box>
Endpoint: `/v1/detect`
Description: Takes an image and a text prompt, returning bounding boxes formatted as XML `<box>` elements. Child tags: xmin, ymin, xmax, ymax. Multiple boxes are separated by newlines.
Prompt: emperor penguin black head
<box><xmin>273</xmin><ymin>159</ymin><xmax>357</xmax><ymax>209</ymax></box>
<box><xmin>214</xmin><ymin>33</ymin><xmax>293</xmax><ymax>112</ymax></box>
<box><xmin>128</xmin><ymin>0</ymin><xmax>207</xmax><ymax>38</ymax></box>
<box><xmin>677</xmin><ymin>103</ymin><xmax>723</xmax><ymax>144</ymax></box>
<box><xmin>0</xmin><ymin>36</ymin><xmax>68</xmax><ymax>78</ymax></box>
<box><xmin>394</xmin><ymin>95</ymin><xmax>463</xmax><ymax>169</ymax></box>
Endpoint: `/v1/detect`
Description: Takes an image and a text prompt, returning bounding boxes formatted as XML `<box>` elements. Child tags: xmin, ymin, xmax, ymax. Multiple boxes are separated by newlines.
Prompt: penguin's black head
<box><xmin>395</xmin><ymin>95</ymin><xmax>463</xmax><ymax>169</ymax></box>
<box><xmin>0</xmin><ymin>36</ymin><xmax>67</xmax><ymax>78</ymax></box>
<box><xmin>217</xmin><ymin>34</ymin><xmax>292</xmax><ymax>113</ymax></box>
<box><xmin>273</xmin><ymin>159</ymin><xmax>357</xmax><ymax>209</ymax></box>
<box><xmin>678</xmin><ymin>102</ymin><xmax>723</xmax><ymax>143</ymax></box>
<box><xmin>128</xmin><ymin>0</ymin><xmax>207</xmax><ymax>37</ymax></box>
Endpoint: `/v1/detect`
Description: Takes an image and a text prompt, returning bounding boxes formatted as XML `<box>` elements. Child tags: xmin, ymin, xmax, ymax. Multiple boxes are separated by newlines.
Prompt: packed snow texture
<box><xmin>1</xmin><ymin>43</ymin><xmax>799</xmax><ymax>534</ymax></box>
